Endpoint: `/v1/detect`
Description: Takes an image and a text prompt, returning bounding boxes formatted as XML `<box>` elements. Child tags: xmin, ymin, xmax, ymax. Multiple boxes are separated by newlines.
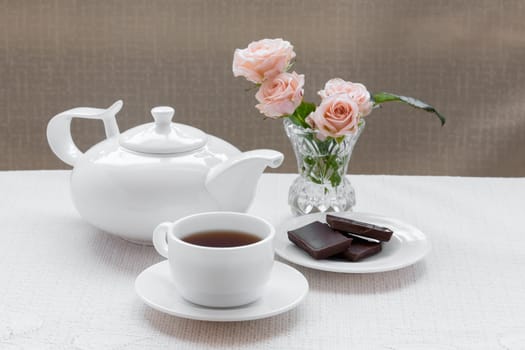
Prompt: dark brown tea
<box><xmin>182</xmin><ymin>230</ymin><xmax>261</xmax><ymax>248</ymax></box>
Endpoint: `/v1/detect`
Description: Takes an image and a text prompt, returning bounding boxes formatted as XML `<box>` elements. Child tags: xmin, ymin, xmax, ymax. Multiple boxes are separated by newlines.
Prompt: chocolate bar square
<box><xmin>287</xmin><ymin>221</ymin><xmax>352</xmax><ymax>259</ymax></box>
<box><xmin>339</xmin><ymin>238</ymin><xmax>382</xmax><ymax>262</ymax></box>
<box><xmin>326</xmin><ymin>214</ymin><xmax>393</xmax><ymax>242</ymax></box>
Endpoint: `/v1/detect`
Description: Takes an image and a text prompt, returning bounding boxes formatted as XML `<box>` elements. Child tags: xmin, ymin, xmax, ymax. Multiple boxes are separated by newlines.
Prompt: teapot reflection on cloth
<box><xmin>47</xmin><ymin>101</ymin><xmax>283</xmax><ymax>244</ymax></box>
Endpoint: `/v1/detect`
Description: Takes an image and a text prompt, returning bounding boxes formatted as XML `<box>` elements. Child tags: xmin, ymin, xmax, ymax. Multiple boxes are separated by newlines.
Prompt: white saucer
<box><xmin>135</xmin><ymin>261</ymin><xmax>308</xmax><ymax>322</ymax></box>
<box><xmin>275</xmin><ymin>212</ymin><xmax>430</xmax><ymax>273</ymax></box>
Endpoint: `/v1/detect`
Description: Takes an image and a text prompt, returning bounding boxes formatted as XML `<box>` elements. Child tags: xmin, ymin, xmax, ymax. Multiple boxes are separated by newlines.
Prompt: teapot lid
<box><xmin>119</xmin><ymin>106</ymin><xmax>208</xmax><ymax>154</ymax></box>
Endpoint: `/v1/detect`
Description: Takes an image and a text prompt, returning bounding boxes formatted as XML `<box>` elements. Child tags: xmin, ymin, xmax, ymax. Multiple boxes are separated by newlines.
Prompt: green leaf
<box><xmin>286</xmin><ymin>101</ymin><xmax>316</xmax><ymax>128</ymax></box>
<box><xmin>287</xmin><ymin>113</ymin><xmax>309</xmax><ymax>128</ymax></box>
<box><xmin>295</xmin><ymin>101</ymin><xmax>316</xmax><ymax>119</ymax></box>
<box><xmin>285</xmin><ymin>61</ymin><xmax>296</xmax><ymax>72</ymax></box>
<box><xmin>329</xmin><ymin>171</ymin><xmax>341</xmax><ymax>187</ymax></box>
<box><xmin>335</xmin><ymin>136</ymin><xmax>345</xmax><ymax>144</ymax></box>
<box><xmin>304</xmin><ymin>156</ymin><xmax>315</xmax><ymax>166</ymax></box>
<box><xmin>372</xmin><ymin>92</ymin><xmax>446</xmax><ymax>126</ymax></box>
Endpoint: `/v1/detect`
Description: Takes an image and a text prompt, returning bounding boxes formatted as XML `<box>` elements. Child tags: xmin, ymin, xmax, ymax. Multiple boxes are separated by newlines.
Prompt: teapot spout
<box><xmin>205</xmin><ymin>149</ymin><xmax>284</xmax><ymax>212</ymax></box>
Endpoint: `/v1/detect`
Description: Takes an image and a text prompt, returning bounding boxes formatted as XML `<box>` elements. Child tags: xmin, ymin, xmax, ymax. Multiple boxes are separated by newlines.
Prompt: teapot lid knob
<box><xmin>119</xmin><ymin>105</ymin><xmax>208</xmax><ymax>154</ymax></box>
<box><xmin>151</xmin><ymin>106</ymin><xmax>174</xmax><ymax>133</ymax></box>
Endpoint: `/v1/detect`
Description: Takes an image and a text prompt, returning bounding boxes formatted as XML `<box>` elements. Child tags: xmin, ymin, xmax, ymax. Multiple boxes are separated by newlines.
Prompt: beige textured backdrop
<box><xmin>1</xmin><ymin>0</ymin><xmax>524</xmax><ymax>175</ymax></box>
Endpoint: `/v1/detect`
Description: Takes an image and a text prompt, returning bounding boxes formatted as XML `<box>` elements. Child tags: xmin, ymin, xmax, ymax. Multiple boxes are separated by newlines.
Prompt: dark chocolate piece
<box><xmin>326</xmin><ymin>214</ymin><xmax>393</xmax><ymax>242</ymax></box>
<box><xmin>287</xmin><ymin>221</ymin><xmax>352</xmax><ymax>259</ymax></box>
<box><xmin>339</xmin><ymin>238</ymin><xmax>382</xmax><ymax>262</ymax></box>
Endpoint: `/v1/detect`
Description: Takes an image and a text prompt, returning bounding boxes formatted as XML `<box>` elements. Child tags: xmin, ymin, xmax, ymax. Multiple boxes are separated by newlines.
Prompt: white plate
<box><xmin>135</xmin><ymin>261</ymin><xmax>308</xmax><ymax>322</ymax></box>
<box><xmin>275</xmin><ymin>212</ymin><xmax>430</xmax><ymax>273</ymax></box>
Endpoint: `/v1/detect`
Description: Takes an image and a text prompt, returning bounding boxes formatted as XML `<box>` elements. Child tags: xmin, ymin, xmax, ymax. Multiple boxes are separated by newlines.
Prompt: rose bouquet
<box><xmin>233</xmin><ymin>38</ymin><xmax>445</xmax><ymax>214</ymax></box>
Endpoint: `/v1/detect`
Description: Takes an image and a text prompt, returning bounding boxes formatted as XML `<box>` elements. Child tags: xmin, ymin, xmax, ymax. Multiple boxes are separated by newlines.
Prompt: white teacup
<box><xmin>152</xmin><ymin>211</ymin><xmax>275</xmax><ymax>308</ymax></box>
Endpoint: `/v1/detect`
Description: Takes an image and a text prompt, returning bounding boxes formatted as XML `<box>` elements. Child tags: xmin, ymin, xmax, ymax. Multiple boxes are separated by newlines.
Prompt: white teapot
<box><xmin>47</xmin><ymin>101</ymin><xmax>283</xmax><ymax>244</ymax></box>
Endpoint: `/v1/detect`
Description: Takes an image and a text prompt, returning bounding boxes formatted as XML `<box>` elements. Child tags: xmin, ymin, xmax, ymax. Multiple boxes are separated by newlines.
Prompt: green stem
<box><xmin>301</xmin><ymin>136</ymin><xmax>345</xmax><ymax>187</ymax></box>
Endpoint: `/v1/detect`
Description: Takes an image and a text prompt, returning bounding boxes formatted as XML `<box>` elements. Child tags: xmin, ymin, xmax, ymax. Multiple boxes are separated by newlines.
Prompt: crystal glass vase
<box><xmin>284</xmin><ymin>118</ymin><xmax>365</xmax><ymax>216</ymax></box>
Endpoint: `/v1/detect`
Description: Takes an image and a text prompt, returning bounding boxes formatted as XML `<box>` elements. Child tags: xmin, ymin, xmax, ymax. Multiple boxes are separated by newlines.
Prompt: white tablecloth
<box><xmin>1</xmin><ymin>171</ymin><xmax>524</xmax><ymax>349</ymax></box>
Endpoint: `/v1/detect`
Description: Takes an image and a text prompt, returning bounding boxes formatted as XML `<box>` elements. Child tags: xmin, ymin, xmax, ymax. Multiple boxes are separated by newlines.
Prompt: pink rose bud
<box><xmin>318</xmin><ymin>78</ymin><xmax>373</xmax><ymax>117</ymax></box>
<box><xmin>308</xmin><ymin>93</ymin><xmax>360</xmax><ymax>139</ymax></box>
<box><xmin>255</xmin><ymin>72</ymin><xmax>304</xmax><ymax>118</ymax></box>
<box><xmin>233</xmin><ymin>38</ymin><xmax>296</xmax><ymax>84</ymax></box>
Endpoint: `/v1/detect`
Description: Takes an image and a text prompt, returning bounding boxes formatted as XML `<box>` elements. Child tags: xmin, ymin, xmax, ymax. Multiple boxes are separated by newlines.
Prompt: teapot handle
<box><xmin>46</xmin><ymin>100</ymin><xmax>123</xmax><ymax>167</ymax></box>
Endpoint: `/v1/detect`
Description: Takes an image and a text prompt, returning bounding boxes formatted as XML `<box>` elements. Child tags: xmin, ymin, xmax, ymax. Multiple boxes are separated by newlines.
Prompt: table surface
<box><xmin>1</xmin><ymin>171</ymin><xmax>525</xmax><ymax>350</ymax></box>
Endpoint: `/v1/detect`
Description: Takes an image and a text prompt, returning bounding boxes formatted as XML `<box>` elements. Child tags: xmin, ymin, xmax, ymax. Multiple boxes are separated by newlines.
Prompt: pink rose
<box><xmin>306</xmin><ymin>94</ymin><xmax>360</xmax><ymax>139</ymax></box>
<box><xmin>255</xmin><ymin>71</ymin><xmax>304</xmax><ymax>118</ymax></box>
<box><xmin>318</xmin><ymin>78</ymin><xmax>373</xmax><ymax>117</ymax></box>
<box><xmin>233</xmin><ymin>38</ymin><xmax>296</xmax><ymax>83</ymax></box>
